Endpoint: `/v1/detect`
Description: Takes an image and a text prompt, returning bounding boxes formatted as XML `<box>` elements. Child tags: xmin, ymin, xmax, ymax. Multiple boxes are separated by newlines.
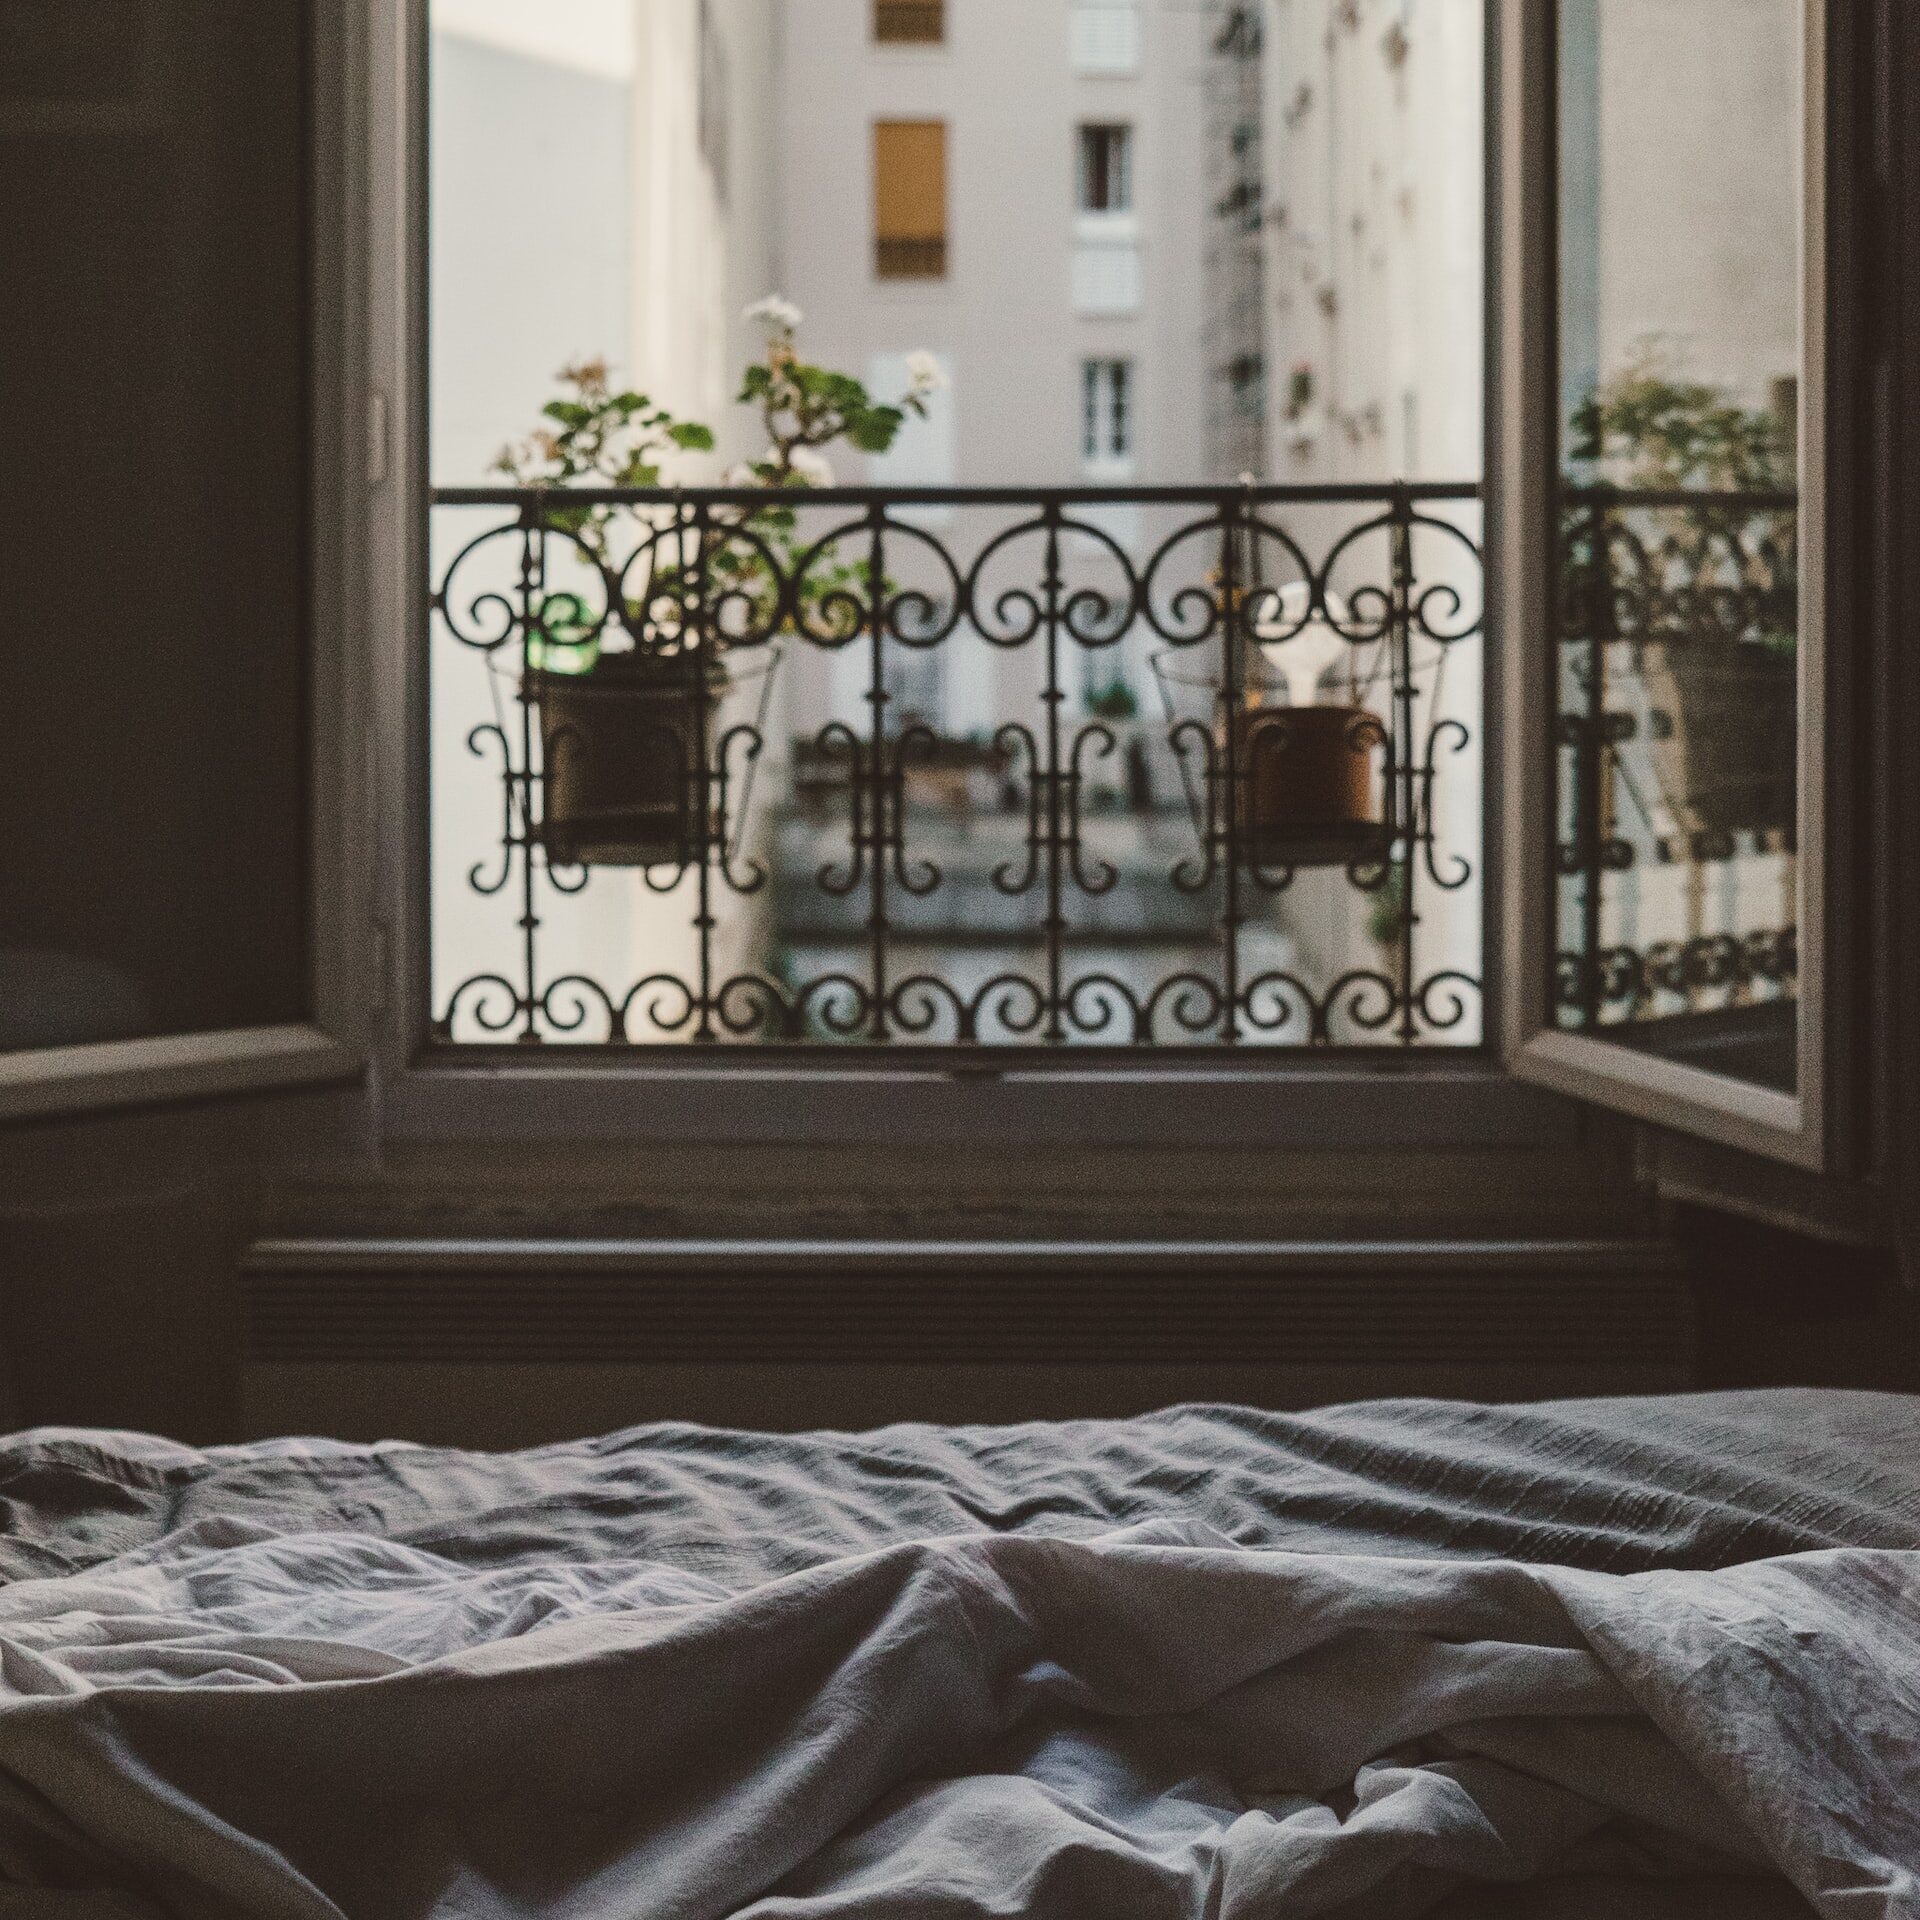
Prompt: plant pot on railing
<box><xmin>530</xmin><ymin>649</ymin><xmax>729</xmax><ymax>869</ymax></box>
<box><xmin>1231</xmin><ymin>700</ymin><xmax>1391</xmax><ymax>868</ymax></box>
<box><xmin>1644</xmin><ymin>638</ymin><xmax>1796</xmax><ymax>846</ymax></box>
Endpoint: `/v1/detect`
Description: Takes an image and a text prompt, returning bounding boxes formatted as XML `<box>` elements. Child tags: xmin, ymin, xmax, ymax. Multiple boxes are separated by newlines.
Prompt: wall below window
<box><xmin>6</xmin><ymin>1084</ymin><xmax>1917</xmax><ymax>1443</ymax></box>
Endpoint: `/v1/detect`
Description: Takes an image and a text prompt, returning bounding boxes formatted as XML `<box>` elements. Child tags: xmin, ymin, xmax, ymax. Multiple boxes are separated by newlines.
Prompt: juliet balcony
<box><xmin>425</xmin><ymin>478</ymin><xmax>1793</xmax><ymax>1058</ymax></box>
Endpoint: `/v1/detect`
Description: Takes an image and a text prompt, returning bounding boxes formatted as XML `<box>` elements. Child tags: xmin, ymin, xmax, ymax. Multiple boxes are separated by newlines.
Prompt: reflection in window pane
<box><xmin>1554</xmin><ymin>0</ymin><xmax>1801</xmax><ymax>1093</ymax></box>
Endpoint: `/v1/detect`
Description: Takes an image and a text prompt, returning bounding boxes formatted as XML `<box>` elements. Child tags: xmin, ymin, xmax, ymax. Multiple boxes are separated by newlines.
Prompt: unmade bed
<box><xmin>1</xmin><ymin>1390</ymin><xmax>1916</xmax><ymax>1918</ymax></box>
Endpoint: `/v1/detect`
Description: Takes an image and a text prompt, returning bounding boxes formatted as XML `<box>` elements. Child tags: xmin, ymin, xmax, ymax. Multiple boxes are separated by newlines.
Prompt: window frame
<box><xmin>873</xmin><ymin>117</ymin><xmax>951</xmax><ymax>281</ymax></box>
<box><xmin>1493</xmin><ymin>0</ymin><xmax>1841</xmax><ymax>1172</ymax></box>
<box><xmin>0</xmin><ymin>2</ymin><xmax>371</xmax><ymax>1124</ymax></box>
<box><xmin>1077</xmin><ymin>122</ymin><xmax>1134</xmax><ymax>215</ymax></box>
<box><xmin>1082</xmin><ymin>357</ymin><xmax>1134</xmax><ymax>464</ymax></box>
<box><xmin>368</xmin><ymin>0</ymin><xmax>1586</xmax><ymax>1154</ymax></box>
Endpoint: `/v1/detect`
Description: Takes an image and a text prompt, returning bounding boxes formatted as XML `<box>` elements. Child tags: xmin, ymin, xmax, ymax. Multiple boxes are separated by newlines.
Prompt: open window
<box><xmin>394</xmin><ymin>0</ymin><xmax>1901</xmax><ymax>1182</ymax></box>
<box><xmin>0</xmin><ymin>1</ymin><xmax>365</xmax><ymax>1121</ymax></box>
<box><xmin>1494</xmin><ymin>0</ymin><xmax>1855</xmax><ymax>1173</ymax></box>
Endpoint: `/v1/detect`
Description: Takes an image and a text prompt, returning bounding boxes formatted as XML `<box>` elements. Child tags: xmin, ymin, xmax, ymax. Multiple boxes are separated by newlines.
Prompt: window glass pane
<box><xmin>0</xmin><ymin>0</ymin><xmax>310</xmax><ymax>1053</ymax></box>
<box><xmin>1079</xmin><ymin>124</ymin><xmax>1132</xmax><ymax>211</ymax></box>
<box><xmin>1554</xmin><ymin>0</ymin><xmax>1803</xmax><ymax>1092</ymax></box>
<box><xmin>428</xmin><ymin>1</ymin><xmax>1486</xmax><ymax>1054</ymax></box>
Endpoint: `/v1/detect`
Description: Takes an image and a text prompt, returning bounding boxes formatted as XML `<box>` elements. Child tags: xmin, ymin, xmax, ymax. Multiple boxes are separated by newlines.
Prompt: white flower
<box><xmin>904</xmin><ymin>350</ymin><xmax>948</xmax><ymax>394</ymax></box>
<box><xmin>787</xmin><ymin>446</ymin><xmax>835</xmax><ymax>487</ymax></box>
<box><xmin>722</xmin><ymin>462</ymin><xmax>761</xmax><ymax>488</ymax></box>
<box><xmin>744</xmin><ymin>294</ymin><xmax>804</xmax><ymax>332</ymax></box>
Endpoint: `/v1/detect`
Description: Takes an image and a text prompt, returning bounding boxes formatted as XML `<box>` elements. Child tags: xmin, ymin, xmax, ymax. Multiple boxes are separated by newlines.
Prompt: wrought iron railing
<box><xmin>429</xmin><ymin>482</ymin><xmax>1485</xmax><ymax>1051</ymax></box>
<box><xmin>1553</xmin><ymin>484</ymin><xmax>1800</xmax><ymax>1035</ymax></box>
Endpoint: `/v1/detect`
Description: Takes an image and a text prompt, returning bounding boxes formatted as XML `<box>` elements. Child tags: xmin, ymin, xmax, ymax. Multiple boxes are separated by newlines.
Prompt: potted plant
<box><xmin>526</xmin><ymin>591</ymin><xmax>731</xmax><ymax>869</ymax></box>
<box><xmin>1568</xmin><ymin>347</ymin><xmax>1797</xmax><ymax>847</ymax></box>
<box><xmin>1234</xmin><ymin>702</ymin><xmax>1389</xmax><ymax>866</ymax></box>
<box><xmin>494</xmin><ymin>302</ymin><xmax>943</xmax><ymax>870</ymax></box>
<box><xmin>1236</xmin><ymin>582</ymin><xmax>1389</xmax><ymax>867</ymax></box>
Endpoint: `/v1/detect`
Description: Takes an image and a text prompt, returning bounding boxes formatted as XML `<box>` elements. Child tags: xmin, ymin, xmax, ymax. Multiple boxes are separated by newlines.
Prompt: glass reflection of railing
<box><xmin>429</xmin><ymin>482</ymin><xmax>1484</xmax><ymax>1051</ymax></box>
<box><xmin>1555</xmin><ymin>484</ymin><xmax>1799</xmax><ymax>1032</ymax></box>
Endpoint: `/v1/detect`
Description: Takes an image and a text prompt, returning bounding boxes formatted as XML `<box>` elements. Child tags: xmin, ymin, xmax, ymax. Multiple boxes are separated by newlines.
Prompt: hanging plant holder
<box><xmin>1232</xmin><ymin>699</ymin><xmax>1390</xmax><ymax>868</ymax></box>
<box><xmin>1643</xmin><ymin>638</ymin><xmax>1796</xmax><ymax>847</ymax></box>
<box><xmin>1153</xmin><ymin>580</ymin><xmax>1395</xmax><ymax>872</ymax></box>
<box><xmin>531</xmin><ymin>650</ymin><xmax>730</xmax><ymax>870</ymax></box>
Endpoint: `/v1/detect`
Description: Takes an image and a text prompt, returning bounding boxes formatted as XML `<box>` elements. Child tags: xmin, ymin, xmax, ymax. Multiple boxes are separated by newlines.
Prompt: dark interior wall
<box><xmin>0</xmin><ymin>1087</ymin><xmax>368</xmax><ymax>1441</ymax></box>
<box><xmin>0</xmin><ymin>0</ymin><xmax>311</xmax><ymax>1050</ymax></box>
<box><xmin>1678</xmin><ymin>1207</ymin><xmax>1920</xmax><ymax>1397</ymax></box>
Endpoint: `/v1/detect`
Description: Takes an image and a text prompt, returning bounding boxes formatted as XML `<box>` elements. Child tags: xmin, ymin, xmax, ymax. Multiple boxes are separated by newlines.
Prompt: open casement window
<box><xmin>1494</xmin><ymin>0</ymin><xmax>1862</xmax><ymax>1176</ymax></box>
<box><xmin>0</xmin><ymin>3</ymin><xmax>366</xmax><ymax>1121</ymax></box>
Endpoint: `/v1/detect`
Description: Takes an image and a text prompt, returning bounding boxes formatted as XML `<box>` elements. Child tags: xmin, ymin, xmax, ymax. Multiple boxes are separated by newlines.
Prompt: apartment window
<box><xmin>874</xmin><ymin>120</ymin><xmax>948</xmax><ymax>279</ymax></box>
<box><xmin>874</xmin><ymin>0</ymin><xmax>945</xmax><ymax>45</ymax></box>
<box><xmin>1078</xmin><ymin>124</ymin><xmax>1133</xmax><ymax>214</ymax></box>
<box><xmin>1071</xmin><ymin>0</ymin><xmax>1142</xmax><ymax>76</ymax></box>
<box><xmin>1082</xmin><ymin>359</ymin><xmax>1133</xmax><ymax>464</ymax></box>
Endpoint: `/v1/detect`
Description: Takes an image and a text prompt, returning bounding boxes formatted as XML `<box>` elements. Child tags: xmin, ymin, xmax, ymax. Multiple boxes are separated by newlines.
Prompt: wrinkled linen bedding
<box><xmin>0</xmin><ymin>1390</ymin><xmax>1916</xmax><ymax>1919</ymax></box>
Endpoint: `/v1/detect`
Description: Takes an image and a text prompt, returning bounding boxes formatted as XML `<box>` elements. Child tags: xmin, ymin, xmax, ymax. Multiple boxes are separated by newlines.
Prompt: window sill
<box><xmin>384</xmin><ymin>1051</ymin><xmax>1579</xmax><ymax>1149</ymax></box>
<box><xmin>0</xmin><ymin>1026</ymin><xmax>363</xmax><ymax>1124</ymax></box>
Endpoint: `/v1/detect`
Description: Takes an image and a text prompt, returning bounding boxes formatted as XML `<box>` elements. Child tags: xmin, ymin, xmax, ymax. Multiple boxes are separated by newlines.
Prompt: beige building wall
<box><xmin>769</xmin><ymin>0</ymin><xmax>1220</xmax><ymax>741</ymax></box>
<box><xmin>631</xmin><ymin>0</ymin><xmax>781</xmax><ymax>467</ymax></box>
<box><xmin>1262</xmin><ymin>0</ymin><xmax>1486</xmax><ymax>1025</ymax></box>
<box><xmin>430</xmin><ymin>1</ymin><xmax>778</xmax><ymax>1041</ymax></box>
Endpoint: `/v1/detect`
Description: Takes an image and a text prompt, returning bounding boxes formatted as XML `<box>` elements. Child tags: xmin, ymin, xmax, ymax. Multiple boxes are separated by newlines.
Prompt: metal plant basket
<box><xmin>530</xmin><ymin>643</ymin><xmax>779</xmax><ymax>872</ymax></box>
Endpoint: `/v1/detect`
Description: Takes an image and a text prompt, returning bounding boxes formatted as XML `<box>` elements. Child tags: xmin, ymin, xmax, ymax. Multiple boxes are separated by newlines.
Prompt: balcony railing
<box><xmin>429</xmin><ymin>483</ymin><xmax>1486</xmax><ymax>1052</ymax></box>
<box><xmin>1554</xmin><ymin>484</ymin><xmax>1800</xmax><ymax>1041</ymax></box>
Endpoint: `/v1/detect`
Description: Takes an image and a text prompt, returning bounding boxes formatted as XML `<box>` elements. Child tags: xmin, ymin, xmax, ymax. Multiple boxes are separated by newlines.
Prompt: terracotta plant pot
<box><xmin>1230</xmin><ymin>701</ymin><xmax>1390</xmax><ymax>867</ymax></box>
<box><xmin>530</xmin><ymin>651</ymin><xmax>728</xmax><ymax>869</ymax></box>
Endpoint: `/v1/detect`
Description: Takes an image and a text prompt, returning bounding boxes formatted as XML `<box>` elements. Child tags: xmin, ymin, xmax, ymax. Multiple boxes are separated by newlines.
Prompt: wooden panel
<box><xmin>245</xmin><ymin>1237</ymin><xmax>1691</xmax><ymax>1368</ymax></box>
<box><xmin>241</xmin><ymin>1236</ymin><xmax>1696</xmax><ymax>1443</ymax></box>
<box><xmin>245</xmin><ymin>1359</ymin><xmax>1699</xmax><ymax>1449</ymax></box>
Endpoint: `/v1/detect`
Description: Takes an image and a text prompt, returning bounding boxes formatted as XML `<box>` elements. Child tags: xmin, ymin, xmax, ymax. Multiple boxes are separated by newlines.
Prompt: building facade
<box><xmin>430</xmin><ymin>0</ymin><xmax>779</xmax><ymax>1032</ymax></box>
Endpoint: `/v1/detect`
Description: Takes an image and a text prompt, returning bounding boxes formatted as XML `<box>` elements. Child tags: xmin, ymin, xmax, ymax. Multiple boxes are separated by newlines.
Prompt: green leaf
<box><xmin>846</xmin><ymin>406</ymin><xmax>904</xmax><ymax>454</ymax></box>
<box><xmin>807</xmin><ymin>369</ymin><xmax>868</xmax><ymax>411</ymax></box>
<box><xmin>542</xmin><ymin>401</ymin><xmax>592</xmax><ymax>428</ymax></box>
<box><xmin>669</xmin><ymin>422</ymin><xmax>716</xmax><ymax>451</ymax></box>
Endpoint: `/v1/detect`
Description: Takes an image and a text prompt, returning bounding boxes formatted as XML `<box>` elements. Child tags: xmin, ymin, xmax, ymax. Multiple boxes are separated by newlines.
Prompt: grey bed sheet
<box><xmin>0</xmin><ymin>1390</ymin><xmax>1915</xmax><ymax>1919</ymax></box>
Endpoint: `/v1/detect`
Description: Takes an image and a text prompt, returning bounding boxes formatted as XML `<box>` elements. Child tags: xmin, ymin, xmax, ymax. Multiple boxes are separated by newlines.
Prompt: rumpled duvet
<box><xmin>0</xmin><ymin>1391</ymin><xmax>1916</xmax><ymax>1920</ymax></box>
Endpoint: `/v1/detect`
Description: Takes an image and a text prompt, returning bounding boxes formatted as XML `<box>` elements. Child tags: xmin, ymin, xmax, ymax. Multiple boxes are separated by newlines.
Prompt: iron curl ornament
<box><xmin>1552</xmin><ymin>484</ymin><xmax>1801</xmax><ymax>1037</ymax></box>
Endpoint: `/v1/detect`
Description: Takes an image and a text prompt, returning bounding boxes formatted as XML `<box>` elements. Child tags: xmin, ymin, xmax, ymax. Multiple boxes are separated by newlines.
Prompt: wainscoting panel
<box><xmin>242</xmin><ymin>1238</ymin><xmax>1693</xmax><ymax>1446</ymax></box>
